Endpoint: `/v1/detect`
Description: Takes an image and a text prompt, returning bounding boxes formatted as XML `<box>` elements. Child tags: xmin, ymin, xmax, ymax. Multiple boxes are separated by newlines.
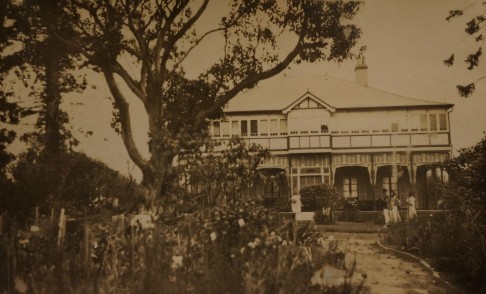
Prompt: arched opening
<box><xmin>333</xmin><ymin>166</ymin><xmax>373</xmax><ymax>210</ymax></box>
<box><xmin>376</xmin><ymin>165</ymin><xmax>411</xmax><ymax>206</ymax></box>
<box><xmin>251</xmin><ymin>167</ymin><xmax>290</xmax><ymax>211</ymax></box>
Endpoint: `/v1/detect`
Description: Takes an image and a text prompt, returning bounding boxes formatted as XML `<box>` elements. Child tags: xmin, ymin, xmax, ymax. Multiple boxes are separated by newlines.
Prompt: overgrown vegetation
<box><xmin>1</xmin><ymin>199</ymin><xmax>366</xmax><ymax>293</ymax></box>
<box><xmin>383</xmin><ymin>135</ymin><xmax>486</xmax><ymax>289</ymax></box>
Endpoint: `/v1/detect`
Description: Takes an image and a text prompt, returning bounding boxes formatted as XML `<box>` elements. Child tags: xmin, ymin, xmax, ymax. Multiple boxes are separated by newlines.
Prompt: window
<box><xmin>429</xmin><ymin>114</ymin><xmax>437</xmax><ymax>131</ymax></box>
<box><xmin>231</xmin><ymin>121</ymin><xmax>239</xmax><ymax>136</ymax></box>
<box><xmin>420</xmin><ymin>114</ymin><xmax>428</xmax><ymax>131</ymax></box>
<box><xmin>213</xmin><ymin>121</ymin><xmax>220</xmax><ymax>137</ymax></box>
<box><xmin>292</xmin><ymin>176</ymin><xmax>298</xmax><ymax>194</ymax></box>
<box><xmin>221</xmin><ymin>121</ymin><xmax>229</xmax><ymax>137</ymax></box>
<box><xmin>439</xmin><ymin>114</ymin><xmax>447</xmax><ymax>130</ymax></box>
<box><xmin>270</xmin><ymin>119</ymin><xmax>278</xmax><ymax>136</ymax></box>
<box><xmin>391</xmin><ymin>123</ymin><xmax>399</xmax><ymax>132</ymax></box>
<box><xmin>343</xmin><ymin>177</ymin><xmax>358</xmax><ymax>197</ymax></box>
<box><xmin>280</xmin><ymin>119</ymin><xmax>288</xmax><ymax>135</ymax></box>
<box><xmin>300</xmin><ymin>175</ymin><xmax>322</xmax><ymax>187</ymax></box>
<box><xmin>382</xmin><ymin>176</ymin><xmax>398</xmax><ymax>194</ymax></box>
<box><xmin>241</xmin><ymin>120</ymin><xmax>248</xmax><ymax>136</ymax></box>
<box><xmin>260</xmin><ymin>119</ymin><xmax>268</xmax><ymax>136</ymax></box>
<box><xmin>321</xmin><ymin>124</ymin><xmax>329</xmax><ymax>133</ymax></box>
<box><xmin>250</xmin><ymin>120</ymin><xmax>258</xmax><ymax>136</ymax></box>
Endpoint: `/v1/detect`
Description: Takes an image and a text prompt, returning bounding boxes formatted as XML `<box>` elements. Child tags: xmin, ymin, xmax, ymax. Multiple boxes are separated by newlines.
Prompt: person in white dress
<box><xmin>407</xmin><ymin>193</ymin><xmax>417</xmax><ymax>221</ymax></box>
<box><xmin>390</xmin><ymin>191</ymin><xmax>400</xmax><ymax>223</ymax></box>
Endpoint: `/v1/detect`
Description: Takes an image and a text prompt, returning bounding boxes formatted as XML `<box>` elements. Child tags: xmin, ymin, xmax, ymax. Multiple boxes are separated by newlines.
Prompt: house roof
<box><xmin>224</xmin><ymin>75</ymin><xmax>453</xmax><ymax>113</ymax></box>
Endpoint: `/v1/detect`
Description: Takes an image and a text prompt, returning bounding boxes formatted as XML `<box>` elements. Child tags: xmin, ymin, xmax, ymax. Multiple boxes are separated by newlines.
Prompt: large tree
<box><xmin>1</xmin><ymin>0</ymin><xmax>85</xmax><ymax>156</ymax></box>
<box><xmin>58</xmin><ymin>0</ymin><xmax>361</xmax><ymax>205</ymax></box>
<box><xmin>444</xmin><ymin>2</ymin><xmax>485</xmax><ymax>97</ymax></box>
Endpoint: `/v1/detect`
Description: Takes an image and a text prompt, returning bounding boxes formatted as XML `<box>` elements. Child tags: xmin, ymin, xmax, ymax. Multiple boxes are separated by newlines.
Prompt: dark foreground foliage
<box><xmin>1</xmin><ymin>200</ymin><xmax>366</xmax><ymax>293</ymax></box>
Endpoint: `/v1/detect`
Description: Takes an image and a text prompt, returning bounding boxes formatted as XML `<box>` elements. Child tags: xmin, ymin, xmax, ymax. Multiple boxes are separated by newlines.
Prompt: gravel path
<box><xmin>321</xmin><ymin>232</ymin><xmax>453</xmax><ymax>294</ymax></box>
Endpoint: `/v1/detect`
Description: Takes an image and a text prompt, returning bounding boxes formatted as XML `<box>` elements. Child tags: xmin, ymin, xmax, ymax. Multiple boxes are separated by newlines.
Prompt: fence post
<box><xmin>83</xmin><ymin>208</ymin><xmax>90</xmax><ymax>290</ymax></box>
<box><xmin>57</xmin><ymin>208</ymin><xmax>66</xmax><ymax>247</ymax></box>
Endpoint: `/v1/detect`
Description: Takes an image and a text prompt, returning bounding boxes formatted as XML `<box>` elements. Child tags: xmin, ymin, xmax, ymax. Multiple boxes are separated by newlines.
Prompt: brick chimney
<box><xmin>354</xmin><ymin>55</ymin><xmax>368</xmax><ymax>87</ymax></box>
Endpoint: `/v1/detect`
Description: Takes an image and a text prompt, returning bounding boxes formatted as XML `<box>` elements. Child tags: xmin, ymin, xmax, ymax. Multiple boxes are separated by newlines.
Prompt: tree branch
<box><xmin>195</xmin><ymin>18</ymin><xmax>309</xmax><ymax>126</ymax></box>
<box><xmin>171</xmin><ymin>27</ymin><xmax>225</xmax><ymax>72</ymax></box>
<box><xmin>160</xmin><ymin>0</ymin><xmax>210</xmax><ymax>73</ymax></box>
<box><xmin>154</xmin><ymin>0</ymin><xmax>189</xmax><ymax>76</ymax></box>
<box><xmin>103</xmin><ymin>67</ymin><xmax>150</xmax><ymax>174</ymax></box>
<box><xmin>112</xmin><ymin>61</ymin><xmax>147</xmax><ymax>104</ymax></box>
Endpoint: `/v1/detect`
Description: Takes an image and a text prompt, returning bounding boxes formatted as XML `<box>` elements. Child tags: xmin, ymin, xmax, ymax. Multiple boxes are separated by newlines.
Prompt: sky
<box><xmin>8</xmin><ymin>0</ymin><xmax>486</xmax><ymax>181</ymax></box>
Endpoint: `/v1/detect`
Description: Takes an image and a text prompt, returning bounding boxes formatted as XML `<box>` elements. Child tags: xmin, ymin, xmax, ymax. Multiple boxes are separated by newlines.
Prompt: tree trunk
<box><xmin>44</xmin><ymin>36</ymin><xmax>63</xmax><ymax>156</ymax></box>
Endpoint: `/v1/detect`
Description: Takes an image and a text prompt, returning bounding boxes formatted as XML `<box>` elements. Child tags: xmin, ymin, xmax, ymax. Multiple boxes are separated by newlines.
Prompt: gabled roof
<box><xmin>282</xmin><ymin>92</ymin><xmax>336</xmax><ymax>114</ymax></box>
<box><xmin>224</xmin><ymin>75</ymin><xmax>453</xmax><ymax>113</ymax></box>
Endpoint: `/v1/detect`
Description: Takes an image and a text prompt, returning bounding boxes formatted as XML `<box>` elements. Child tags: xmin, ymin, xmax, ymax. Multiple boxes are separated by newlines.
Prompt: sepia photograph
<box><xmin>1</xmin><ymin>0</ymin><xmax>485</xmax><ymax>293</ymax></box>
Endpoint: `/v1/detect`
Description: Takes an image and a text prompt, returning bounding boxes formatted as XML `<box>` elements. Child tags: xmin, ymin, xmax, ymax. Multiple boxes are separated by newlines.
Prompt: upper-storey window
<box><xmin>221</xmin><ymin>121</ymin><xmax>229</xmax><ymax>137</ymax></box>
<box><xmin>213</xmin><ymin>121</ymin><xmax>220</xmax><ymax>137</ymax></box>
<box><xmin>420</xmin><ymin>114</ymin><xmax>428</xmax><ymax>131</ymax></box>
<box><xmin>241</xmin><ymin>120</ymin><xmax>248</xmax><ymax>136</ymax></box>
<box><xmin>250</xmin><ymin>120</ymin><xmax>258</xmax><ymax>136</ymax></box>
<box><xmin>260</xmin><ymin>119</ymin><xmax>268</xmax><ymax>136</ymax></box>
<box><xmin>270</xmin><ymin>119</ymin><xmax>278</xmax><ymax>136</ymax></box>
<box><xmin>280</xmin><ymin>119</ymin><xmax>288</xmax><ymax>135</ymax></box>
<box><xmin>429</xmin><ymin>114</ymin><xmax>437</xmax><ymax>131</ymax></box>
<box><xmin>391</xmin><ymin>123</ymin><xmax>399</xmax><ymax>132</ymax></box>
<box><xmin>321</xmin><ymin>124</ymin><xmax>329</xmax><ymax>133</ymax></box>
<box><xmin>439</xmin><ymin>114</ymin><xmax>447</xmax><ymax>130</ymax></box>
<box><xmin>231</xmin><ymin>121</ymin><xmax>239</xmax><ymax>136</ymax></box>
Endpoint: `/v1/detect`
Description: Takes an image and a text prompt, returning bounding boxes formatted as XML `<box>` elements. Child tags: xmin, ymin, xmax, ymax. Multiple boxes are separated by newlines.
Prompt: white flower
<box><xmin>281</xmin><ymin>240</ymin><xmax>288</xmax><ymax>247</ymax></box>
<box><xmin>248</xmin><ymin>242</ymin><xmax>255</xmax><ymax>249</ymax></box>
<box><xmin>171</xmin><ymin>255</ymin><xmax>183</xmax><ymax>269</ymax></box>
<box><xmin>238</xmin><ymin>218</ymin><xmax>245</xmax><ymax>227</ymax></box>
<box><xmin>240</xmin><ymin>247</ymin><xmax>246</xmax><ymax>254</ymax></box>
<box><xmin>254</xmin><ymin>238</ymin><xmax>261</xmax><ymax>246</ymax></box>
<box><xmin>210</xmin><ymin>232</ymin><xmax>217</xmax><ymax>241</ymax></box>
<box><xmin>30</xmin><ymin>225</ymin><xmax>40</xmax><ymax>232</ymax></box>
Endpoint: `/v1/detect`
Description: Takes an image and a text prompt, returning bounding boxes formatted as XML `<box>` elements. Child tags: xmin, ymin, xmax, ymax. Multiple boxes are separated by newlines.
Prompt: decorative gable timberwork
<box><xmin>282</xmin><ymin>92</ymin><xmax>335</xmax><ymax>114</ymax></box>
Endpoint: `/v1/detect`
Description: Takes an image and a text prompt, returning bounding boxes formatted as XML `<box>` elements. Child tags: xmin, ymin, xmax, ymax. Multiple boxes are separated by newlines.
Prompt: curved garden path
<box><xmin>320</xmin><ymin>231</ymin><xmax>455</xmax><ymax>294</ymax></box>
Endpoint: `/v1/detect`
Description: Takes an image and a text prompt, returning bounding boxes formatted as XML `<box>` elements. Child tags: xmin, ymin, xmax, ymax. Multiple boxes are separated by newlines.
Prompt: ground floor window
<box><xmin>343</xmin><ymin>177</ymin><xmax>358</xmax><ymax>197</ymax></box>
<box><xmin>382</xmin><ymin>176</ymin><xmax>398</xmax><ymax>194</ymax></box>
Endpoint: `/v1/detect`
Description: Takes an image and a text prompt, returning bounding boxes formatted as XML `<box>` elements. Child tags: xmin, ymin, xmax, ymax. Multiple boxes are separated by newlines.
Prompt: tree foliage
<box><xmin>176</xmin><ymin>138</ymin><xmax>270</xmax><ymax>211</ymax></box>
<box><xmin>444</xmin><ymin>3</ymin><xmax>486</xmax><ymax>97</ymax></box>
<box><xmin>438</xmin><ymin>134</ymin><xmax>486</xmax><ymax>277</ymax></box>
<box><xmin>1</xmin><ymin>0</ymin><xmax>86</xmax><ymax>155</ymax></box>
<box><xmin>49</xmin><ymin>0</ymin><xmax>362</xmax><ymax>205</ymax></box>
<box><xmin>6</xmin><ymin>149</ymin><xmax>143</xmax><ymax>223</ymax></box>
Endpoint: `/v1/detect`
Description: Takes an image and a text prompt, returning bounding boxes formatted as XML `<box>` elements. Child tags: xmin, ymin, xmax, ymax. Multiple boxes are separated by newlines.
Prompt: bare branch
<box><xmin>161</xmin><ymin>0</ymin><xmax>210</xmax><ymax>72</ymax></box>
<box><xmin>171</xmin><ymin>27</ymin><xmax>226</xmax><ymax>71</ymax></box>
<box><xmin>112</xmin><ymin>61</ymin><xmax>147</xmax><ymax>103</ymax></box>
<box><xmin>103</xmin><ymin>67</ymin><xmax>150</xmax><ymax>174</ymax></box>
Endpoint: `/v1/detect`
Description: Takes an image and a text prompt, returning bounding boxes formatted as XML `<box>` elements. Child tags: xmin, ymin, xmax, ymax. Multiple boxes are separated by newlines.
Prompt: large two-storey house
<box><xmin>209</xmin><ymin>58</ymin><xmax>453</xmax><ymax>213</ymax></box>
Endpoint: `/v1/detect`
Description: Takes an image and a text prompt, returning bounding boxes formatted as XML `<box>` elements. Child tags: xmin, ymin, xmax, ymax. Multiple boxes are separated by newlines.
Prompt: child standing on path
<box><xmin>407</xmin><ymin>193</ymin><xmax>417</xmax><ymax>221</ymax></box>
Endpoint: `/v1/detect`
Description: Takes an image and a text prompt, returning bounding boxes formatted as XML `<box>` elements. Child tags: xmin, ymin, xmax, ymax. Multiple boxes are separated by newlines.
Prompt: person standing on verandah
<box><xmin>407</xmin><ymin>192</ymin><xmax>417</xmax><ymax>221</ymax></box>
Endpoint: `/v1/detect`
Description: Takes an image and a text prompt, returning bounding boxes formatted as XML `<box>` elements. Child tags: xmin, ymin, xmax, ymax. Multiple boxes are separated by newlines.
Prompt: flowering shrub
<box><xmin>2</xmin><ymin>200</ymin><xmax>365</xmax><ymax>293</ymax></box>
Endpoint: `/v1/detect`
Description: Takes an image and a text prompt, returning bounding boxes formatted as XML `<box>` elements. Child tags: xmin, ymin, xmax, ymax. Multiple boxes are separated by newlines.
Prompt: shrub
<box><xmin>340</xmin><ymin>197</ymin><xmax>359</xmax><ymax>222</ymax></box>
<box><xmin>300</xmin><ymin>184</ymin><xmax>340</xmax><ymax>213</ymax></box>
